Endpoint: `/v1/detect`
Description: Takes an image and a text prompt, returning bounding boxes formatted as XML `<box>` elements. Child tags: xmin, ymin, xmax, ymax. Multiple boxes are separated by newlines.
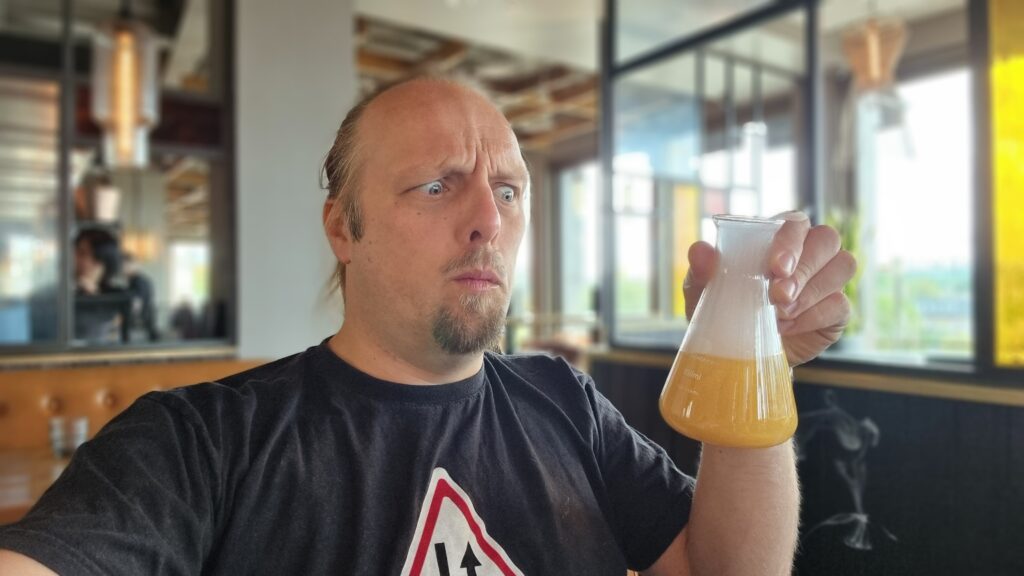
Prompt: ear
<box><xmin>323</xmin><ymin>200</ymin><xmax>352</xmax><ymax>266</ymax></box>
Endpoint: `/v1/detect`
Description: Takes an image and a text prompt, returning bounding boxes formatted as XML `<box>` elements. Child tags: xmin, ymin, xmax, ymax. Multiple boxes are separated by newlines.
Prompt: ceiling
<box><xmin>353</xmin><ymin>15</ymin><xmax>599</xmax><ymax>152</ymax></box>
<box><xmin>355</xmin><ymin>0</ymin><xmax>966</xmax><ymax>143</ymax></box>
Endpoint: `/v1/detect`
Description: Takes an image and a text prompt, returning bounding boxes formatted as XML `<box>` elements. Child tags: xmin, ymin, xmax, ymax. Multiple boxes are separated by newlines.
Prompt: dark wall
<box><xmin>590</xmin><ymin>358</ymin><xmax>1024</xmax><ymax>576</ymax></box>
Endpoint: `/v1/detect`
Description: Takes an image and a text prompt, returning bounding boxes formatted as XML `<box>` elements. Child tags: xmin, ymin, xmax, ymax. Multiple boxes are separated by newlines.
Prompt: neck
<box><xmin>328</xmin><ymin>316</ymin><xmax>484</xmax><ymax>385</ymax></box>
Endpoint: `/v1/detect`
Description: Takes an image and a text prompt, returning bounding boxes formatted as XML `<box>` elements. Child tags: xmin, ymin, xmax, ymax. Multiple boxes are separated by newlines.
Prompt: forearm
<box><xmin>686</xmin><ymin>440</ymin><xmax>800</xmax><ymax>576</ymax></box>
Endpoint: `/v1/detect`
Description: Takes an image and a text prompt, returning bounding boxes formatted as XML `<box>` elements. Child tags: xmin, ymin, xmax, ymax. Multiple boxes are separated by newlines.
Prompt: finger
<box><xmin>770</xmin><ymin>225</ymin><xmax>842</xmax><ymax>307</ymax></box>
<box><xmin>777</xmin><ymin>249</ymin><xmax>856</xmax><ymax>320</ymax></box>
<box><xmin>683</xmin><ymin>241</ymin><xmax>717</xmax><ymax>320</ymax></box>
<box><xmin>768</xmin><ymin>211</ymin><xmax>811</xmax><ymax>279</ymax></box>
<box><xmin>777</xmin><ymin>291</ymin><xmax>851</xmax><ymax>337</ymax></box>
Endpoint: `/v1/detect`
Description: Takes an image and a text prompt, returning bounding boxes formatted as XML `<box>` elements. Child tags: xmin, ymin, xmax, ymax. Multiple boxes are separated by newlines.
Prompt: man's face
<box><xmin>74</xmin><ymin>239</ymin><xmax>98</xmax><ymax>280</ymax></box>
<box><xmin>342</xmin><ymin>82</ymin><xmax>529</xmax><ymax>357</ymax></box>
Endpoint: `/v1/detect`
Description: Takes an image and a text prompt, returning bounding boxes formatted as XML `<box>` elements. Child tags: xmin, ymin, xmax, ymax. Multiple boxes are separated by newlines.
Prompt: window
<box><xmin>615</xmin><ymin>0</ymin><xmax>775</xmax><ymax>64</ymax></box>
<box><xmin>557</xmin><ymin>161</ymin><xmax>600</xmax><ymax>343</ymax></box>
<box><xmin>0</xmin><ymin>0</ymin><xmax>233</xmax><ymax>352</ymax></box>
<box><xmin>609</xmin><ymin>12</ymin><xmax>803</xmax><ymax>348</ymax></box>
<box><xmin>826</xmin><ymin>70</ymin><xmax>974</xmax><ymax>365</ymax></box>
<box><xmin>0</xmin><ymin>77</ymin><xmax>60</xmax><ymax>344</ymax></box>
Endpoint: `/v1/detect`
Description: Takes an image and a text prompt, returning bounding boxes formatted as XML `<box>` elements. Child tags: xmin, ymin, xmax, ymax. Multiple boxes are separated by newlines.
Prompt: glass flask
<box><xmin>659</xmin><ymin>214</ymin><xmax>797</xmax><ymax>448</ymax></box>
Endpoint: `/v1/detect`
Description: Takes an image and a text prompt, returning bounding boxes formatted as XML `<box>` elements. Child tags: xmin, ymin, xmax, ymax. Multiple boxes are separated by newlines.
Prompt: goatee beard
<box><xmin>432</xmin><ymin>248</ymin><xmax>510</xmax><ymax>355</ymax></box>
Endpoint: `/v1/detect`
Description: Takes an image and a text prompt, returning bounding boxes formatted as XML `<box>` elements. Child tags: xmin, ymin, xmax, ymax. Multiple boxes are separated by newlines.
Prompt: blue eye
<box><xmin>422</xmin><ymin>181</ymin><xmax>444</xmax><ymax>196</ymax></box>
<box><xmin>496</xmin><ymin>185</ymin><xmax>517</xmax><ymax>203</ymax></box>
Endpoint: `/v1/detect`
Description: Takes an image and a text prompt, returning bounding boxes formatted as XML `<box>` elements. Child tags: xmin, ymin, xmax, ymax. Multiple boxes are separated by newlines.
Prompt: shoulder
<box><xmin>134</xmin><ymin>348</ymin><xmax>316</xmax><ymax>431</ymax></box>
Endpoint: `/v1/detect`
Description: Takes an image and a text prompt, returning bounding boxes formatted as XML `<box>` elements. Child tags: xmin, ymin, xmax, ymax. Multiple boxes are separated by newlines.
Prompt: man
<box><xmin>0</xmin><ymin>78</ymin><xmax>854</xmax><ymax>575</ymax></box>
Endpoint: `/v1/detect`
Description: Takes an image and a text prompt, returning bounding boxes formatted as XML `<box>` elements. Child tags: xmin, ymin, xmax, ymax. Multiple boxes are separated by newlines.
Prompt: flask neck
<box><xmin>714</xmin><ymin>219</ymin><xmax>782</xmax><ymax>279</ymax></box>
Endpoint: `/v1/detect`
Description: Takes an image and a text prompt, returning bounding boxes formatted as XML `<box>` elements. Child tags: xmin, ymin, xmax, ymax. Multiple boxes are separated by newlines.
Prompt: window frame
<box><xmin>602</xmin><ymin>0</ymin><xmax>1022</xmax><ymax>385</ymax></box>
<box><xmin>0</xmin><ymin>0</ymin><xmax>237</xmax><ymax>358</ymax></box>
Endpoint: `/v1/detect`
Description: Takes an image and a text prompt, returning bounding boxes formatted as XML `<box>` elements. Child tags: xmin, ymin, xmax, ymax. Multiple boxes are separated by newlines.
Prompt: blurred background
<box><xmin>0</xmin><ymin>1</ymin><xmax>1021</xmax><ymax>574</ymax></box>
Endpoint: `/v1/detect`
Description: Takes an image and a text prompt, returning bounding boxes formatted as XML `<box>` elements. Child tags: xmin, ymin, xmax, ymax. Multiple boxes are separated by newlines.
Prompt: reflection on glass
<box><xmin>616</xmin><ymin>0</ymin><xmax>774</xmax><ymax>64</ymax></box>
<box><xmin>0</xmin><ymin>77</ymin><xmax>60</xmax><ymax>345</ymax></box>
<box><xmin>71</xmin><ymin>153</ymin><xmax>226</xmax><ymax>346</ymax></box>
<box><xmin>991</xmin><ymin>0</ymin><xmax>1024</xmax><ymax>367</ymax></box>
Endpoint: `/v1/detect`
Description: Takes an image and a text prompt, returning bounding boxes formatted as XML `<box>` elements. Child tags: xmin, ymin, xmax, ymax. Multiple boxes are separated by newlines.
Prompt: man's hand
<box><xmin>682</xmin><ymin>211</ymin><xmax>857</xmax><ymax>367</ymax></box>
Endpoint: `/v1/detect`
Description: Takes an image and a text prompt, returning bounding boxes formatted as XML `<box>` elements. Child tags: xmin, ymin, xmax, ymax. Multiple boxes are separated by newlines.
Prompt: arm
<box><xmin>0</xmin><ymin>550</ymin><xmax>57</xmax><ymax>576</ymax></box>
<box><xmin>643</xmin><ymin>443</ymin><xmax>799</xmax><ymax>576</ymax></box>
<box><xmin>645</xmin><ymin>212</ymin><xmax>854</xmax><ymax>576</ymax></box>
<box><xmin>0</xmin><ymin>393</ymin><xmax>221</xmax><ymax>576</ymax></box>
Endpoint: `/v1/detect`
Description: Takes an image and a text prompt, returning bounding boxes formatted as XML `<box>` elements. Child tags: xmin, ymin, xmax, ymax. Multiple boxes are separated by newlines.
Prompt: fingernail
<box><xmin>783</xmin><ymin>300</ymin><xmax>799</xmax><ymax>317</ymax></box>
<box><xmin>781</xmin><ymin>211</ymin><xmax>809</xmax><ymax>221</ymax></box>
<box><xmin>784</xmin><ymin>279</ymin><xmax>797</xmax><ymax>301</ymax></box>
<box><xmin>782</xmin><ymin>253</ymin><xmax>797</xmax><ymax>276</ymax></box>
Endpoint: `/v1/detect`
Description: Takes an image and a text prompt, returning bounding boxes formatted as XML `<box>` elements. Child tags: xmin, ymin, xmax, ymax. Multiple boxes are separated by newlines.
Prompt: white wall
<box><xmin>236</xmin><ymin>0</ymin><xmax>356</xmax><ymax>359</ymax></box>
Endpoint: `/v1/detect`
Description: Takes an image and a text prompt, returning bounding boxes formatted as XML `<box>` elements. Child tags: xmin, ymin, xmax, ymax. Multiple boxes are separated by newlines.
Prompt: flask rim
<box><xmin>712</xmin><ymin>214</ymin><xmax>785</xmax><ymax>227</ymax></box>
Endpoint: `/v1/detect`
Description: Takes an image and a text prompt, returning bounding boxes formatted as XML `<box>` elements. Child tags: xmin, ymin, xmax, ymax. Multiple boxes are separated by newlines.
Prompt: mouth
<box><xmin>452</xmin><ymin>269</ymin><xmax>503</xmax><ymax>291</ymax></box>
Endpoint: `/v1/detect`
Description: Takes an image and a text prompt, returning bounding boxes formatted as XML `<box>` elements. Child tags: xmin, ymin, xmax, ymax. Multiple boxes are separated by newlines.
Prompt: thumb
<box><xmin>683</xmin><ymin>241</ymin><xmax>717</xmax><ymax>321</ymax></box>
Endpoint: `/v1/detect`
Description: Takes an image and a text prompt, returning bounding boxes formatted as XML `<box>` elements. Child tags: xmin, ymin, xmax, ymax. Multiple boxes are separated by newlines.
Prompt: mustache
<box><xmin>442</xmin><ymin>249</ymin><xmax>508</xmax><ymax>286</ymax></box>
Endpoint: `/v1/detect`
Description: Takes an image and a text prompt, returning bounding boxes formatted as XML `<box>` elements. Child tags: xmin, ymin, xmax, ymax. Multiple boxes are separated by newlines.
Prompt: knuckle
<box><xmin>810</xmin><ymin>225</ymin><xmax>842</xmax><ymax>254</ymax></box>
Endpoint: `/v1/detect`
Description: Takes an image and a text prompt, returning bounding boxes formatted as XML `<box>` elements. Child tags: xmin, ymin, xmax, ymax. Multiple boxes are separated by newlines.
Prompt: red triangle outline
<box><xmin>405</xmin><ymin>469</ymin><xmax>521</xmax><ymax>576</ymax></box>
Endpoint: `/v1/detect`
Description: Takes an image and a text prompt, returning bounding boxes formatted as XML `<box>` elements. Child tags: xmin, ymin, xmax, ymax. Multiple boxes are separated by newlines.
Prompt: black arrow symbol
<box><xmin>461</xmin><ymin>542</ymin><xmax>481</xmax><ymax>576</ymax></box>
<box><xmin>435</xmin><ymin>542</ymin><xmax>451</xmax><ymax>576</ymax></box>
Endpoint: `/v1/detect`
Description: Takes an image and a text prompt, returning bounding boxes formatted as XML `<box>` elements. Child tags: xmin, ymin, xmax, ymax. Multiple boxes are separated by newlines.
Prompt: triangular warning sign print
<box><xmin>400</xmin><ymin>467</ymin><xmax>524</xmax><ymax>576</ymax></box>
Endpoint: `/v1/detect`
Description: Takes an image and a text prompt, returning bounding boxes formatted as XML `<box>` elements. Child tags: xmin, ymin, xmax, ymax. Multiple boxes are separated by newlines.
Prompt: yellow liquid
<box><xmin>659</xmin><ymin>352</ymin><xmax>796</xmax><ymax>448</ymax></box>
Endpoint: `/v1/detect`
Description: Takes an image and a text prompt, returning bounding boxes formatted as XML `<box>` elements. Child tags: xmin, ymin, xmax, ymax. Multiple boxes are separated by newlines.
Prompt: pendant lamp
<box><xmin>92</xmin><ymin>0</ymin><xmax>160</xmax><ymax>168</ymax></box>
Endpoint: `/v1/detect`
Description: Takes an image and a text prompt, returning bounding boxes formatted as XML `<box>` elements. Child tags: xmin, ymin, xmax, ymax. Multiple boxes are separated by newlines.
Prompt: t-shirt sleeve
<box><xmin>580</xmin><ymin>370</ymin><xmax>695</xmax><ymax>571</ymax></box>
<box><xmin>0</xmin><ymin>393</ymin><xmax>219</xmax><ymax>576</ymax></box>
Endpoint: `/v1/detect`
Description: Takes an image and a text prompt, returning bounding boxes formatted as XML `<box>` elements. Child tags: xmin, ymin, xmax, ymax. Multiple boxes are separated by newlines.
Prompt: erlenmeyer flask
<box><xmin>659</xmin><ymin>214</ymin><xmax>797</xmax><ymax>448</ymax></box>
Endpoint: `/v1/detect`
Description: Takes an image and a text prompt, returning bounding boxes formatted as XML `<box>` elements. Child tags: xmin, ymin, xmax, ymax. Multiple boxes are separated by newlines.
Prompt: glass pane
<box><xmin>72</xmin><ymin>152</ymin><xmax>230</xmax><ymax>345</ymax></box>
<box><xmin>700</xmin><ymin>53</ymin><xmax>729</xmax><ymax>189</ymax></box>
<box><xmin>559</xmin><ymin>162</ymin><xmax>600</xmax><ymax>331</ymax></box>
<box><xmin>821</xmin><ymin>0</ymin><xmax>972</xmax><ymax>365</ymax></box>
<box><xmin>671</xmin><ymin>184</ymin><xmax>700</xmax><ymax>318</ymax></box>
<box><xmin>704</xmin><ymin>9</ymin><xmax>804</xmax><ymax>218</ymax></box>
<box><xmin>614</xmin><ymin>52</ymin><xmax>700</xmax><ymax>184</ymax></box>
<box><xmin>0</xmin><ymin>76</ymin><xmax>60</xmax><ymax>345</ymax></box>
<box><xmin>732</xmin><ymin>63</ymin><xmax>755</xmax><ymax>189</ymax></box>
<box><xmin>610</xmin><ymin>10</ymin><xmax>803</xmax><ymax>349</ymax></box>
<box><xmin>614</xmin><ymin>214</ymin><xmax>651</xmax><ymax>316</ymax></box>
<box><xmin>991</xmin><ymin>0</ymin><xmax>1024</xmax><ymax>367</ymax></box>
<box><xmin>616</xmin><ymin>0</ymin><xmax>774</xmax><ymax>64</ymax></box>
<box><xmin>508</xmin><ymin>215</ymin><xmax>532</xmax><ymax>352</ymax></box>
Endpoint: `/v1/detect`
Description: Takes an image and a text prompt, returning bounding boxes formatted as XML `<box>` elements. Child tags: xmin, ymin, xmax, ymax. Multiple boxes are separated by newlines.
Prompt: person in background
<box><xmin>122</xmin><ymin>252</ymin><xmax>159</xmax><ymax>342</ymax></box>
<box><xmin>73</xmin><ymin>229</ymin><xmax>123</xmax><ymax>295</ymax></box>
<box><xmin>0</xmin><ymin>77</ymin><xmax>855</xmax><ymax>575</ymax></box>
<box><xmin>73</xmin><ymin>228</ymin><xmax>128</xmax><ymax>343</ymax></box>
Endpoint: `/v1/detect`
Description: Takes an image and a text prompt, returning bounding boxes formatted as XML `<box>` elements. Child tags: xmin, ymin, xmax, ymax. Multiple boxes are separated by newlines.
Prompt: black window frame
<box><xmin>601</xmin><ymin>0</ymin><xmax>1021</xmax><ymax>386</ymax></box>
<box><xmin>0</xmin><ymin>0</ymin><xmax>237</xmax><ymax>358</ymax></box>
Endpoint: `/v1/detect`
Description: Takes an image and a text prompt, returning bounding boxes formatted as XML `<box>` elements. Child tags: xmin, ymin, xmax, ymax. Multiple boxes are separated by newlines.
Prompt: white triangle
<box><xmin>400</xmin><ymin>468</ymin><xmax>524</xmax><ymax>576</ymax></box>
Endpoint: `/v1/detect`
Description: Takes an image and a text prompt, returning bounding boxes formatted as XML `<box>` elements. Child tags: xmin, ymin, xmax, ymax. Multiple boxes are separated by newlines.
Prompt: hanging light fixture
<box><xmin>92</xmin><ymin>0</ymin><xmax>160</xmax><ymax>168</ymax></box>
<box><xmin>841</xmin><ymin>16</ymin><xmax>907</xmax><ymax>94</ymax></box>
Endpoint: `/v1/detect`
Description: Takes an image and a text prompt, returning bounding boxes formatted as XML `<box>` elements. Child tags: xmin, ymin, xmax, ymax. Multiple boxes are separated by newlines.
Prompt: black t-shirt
<box><xmin>0</xmin><ymin>341</ymin><xmax>694</xmax><ymax>575</ymax></box>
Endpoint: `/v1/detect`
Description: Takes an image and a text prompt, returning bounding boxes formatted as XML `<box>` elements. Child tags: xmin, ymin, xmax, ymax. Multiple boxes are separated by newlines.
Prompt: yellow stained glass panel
<box><xmin>673</xmin><ymin>184</ymin><xmax>700</xmax><ymax>318</ymax></box>
<box><xmin>991</xmin><ymin>0</ymin><xmax>1024</xmax><ymax>367</ymax></box>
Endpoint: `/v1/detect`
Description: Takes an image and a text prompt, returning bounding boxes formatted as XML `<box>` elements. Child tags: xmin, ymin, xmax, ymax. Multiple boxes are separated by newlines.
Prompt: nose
<box><xmin>462</xmin><ymin>175</ymin><xmax>501</xmax><ymax>245</ymax></box>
